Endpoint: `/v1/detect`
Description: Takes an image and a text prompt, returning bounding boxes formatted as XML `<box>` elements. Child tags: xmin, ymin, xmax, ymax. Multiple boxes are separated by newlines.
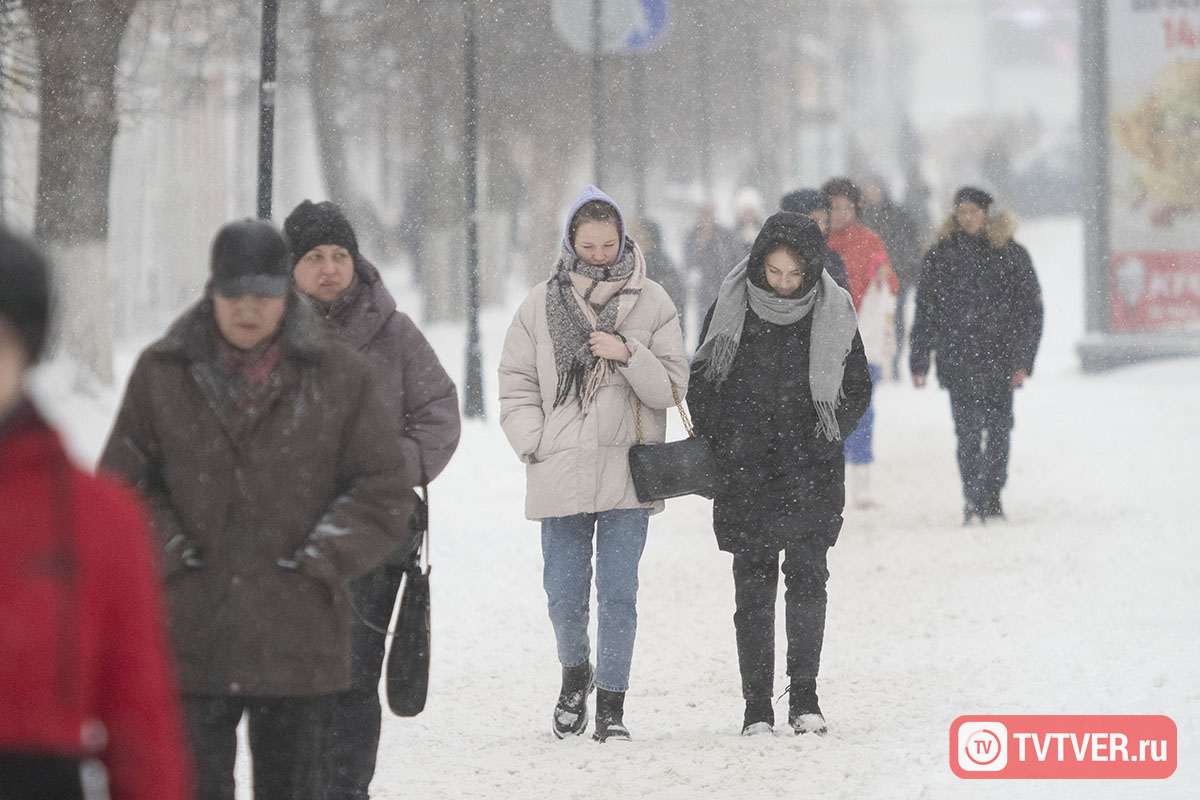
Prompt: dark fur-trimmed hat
<box><xmin>0</xmin><ymin>227</ymin><xmax>51</xmax><ymax>363</ymax></box>
<box><xmin>283</xmin><ymin>200</ymin><xmax>359</xmax><ymax>265</ymax></box>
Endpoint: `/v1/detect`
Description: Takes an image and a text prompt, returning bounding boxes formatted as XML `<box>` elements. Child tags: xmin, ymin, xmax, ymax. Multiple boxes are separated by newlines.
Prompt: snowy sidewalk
<box><xmin>38</xmin><ymin>217</ymin><xmax>1197</xmax><ymax>798</ymax></box>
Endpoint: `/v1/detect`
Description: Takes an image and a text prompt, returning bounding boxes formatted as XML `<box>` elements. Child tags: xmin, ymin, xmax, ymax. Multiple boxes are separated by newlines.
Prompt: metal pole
<box><xmin>591</xmin><ymin>0</ymin><xmax>604</xmax><ymax>186</ymax></box>
<box><xmin>256</xmin><ymin>0</ymin><xmax>279</xmax><ymax>220</ymax></box>
<box><xmin>696</xmin><ymin>5</ymin><xmax>712</xmax><ymax>197</ymax></box>
<box><xmin>1079</xmin><ymin>0</ymin><xmax>1110</xmax><ymax>337</ymax></box>
<box><xmin>632</xmin><ymin>55</ymin><xmax>646</xmax><ymax>218</ymax></box>
<box><xmin>462</xmin><ymin>0</ymin><xmax>485</xmax><ymax>419</ymax></box>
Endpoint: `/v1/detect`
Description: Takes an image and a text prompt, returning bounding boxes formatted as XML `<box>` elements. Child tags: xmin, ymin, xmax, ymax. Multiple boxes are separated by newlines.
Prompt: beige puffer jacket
<box><xmin>499</xmin><ymin>278</ymin><xmax>688</xmax><ymax>520</ymax></box>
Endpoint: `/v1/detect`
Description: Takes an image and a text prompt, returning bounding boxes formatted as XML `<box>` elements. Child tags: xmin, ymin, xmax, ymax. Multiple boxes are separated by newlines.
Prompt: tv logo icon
<box><xmin>958</xmin><ymin>721</ymin><xmax>1008</xmax><ymax>772</ymax></box>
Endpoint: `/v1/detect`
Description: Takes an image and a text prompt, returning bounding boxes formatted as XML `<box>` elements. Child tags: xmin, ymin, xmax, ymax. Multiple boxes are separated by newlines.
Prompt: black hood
<box><xmin>747</xmin><ymin>212</ymin><xmax>827</xmax><ymax>294</ymax></box>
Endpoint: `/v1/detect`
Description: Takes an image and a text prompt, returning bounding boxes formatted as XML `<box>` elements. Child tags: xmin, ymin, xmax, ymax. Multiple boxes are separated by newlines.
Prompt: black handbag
<box><xmin>627</xmin><ymin>382</ymin><xmax>717</xmax><ymax>502</ymax></box>
<box><xmin>385</xmin><ymin>487</ymin><xmax>431</xmax><ymax>717</ymax></box>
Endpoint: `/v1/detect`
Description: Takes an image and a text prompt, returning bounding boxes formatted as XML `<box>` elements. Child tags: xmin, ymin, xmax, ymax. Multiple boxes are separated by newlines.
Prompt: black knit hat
<box><xmin>954</xmin><ymin>186</ymin><xmax>994</xmax><ymax>211</ymax></box>
<box><xmin>780</xmin><ymin>188</ymin><xmax>831</xmax><ymax>215</ymax></box>
<box><xmin>210</xmin><ymin>219</ymin><xmax>291</xmax><ymax>298</ymax></box>
<box><xmin>283</xmin><ymin>200</ymin><xmax>359</xmax><ymax>265</ymax></box>
<box><xmin>0</xmin><ymin>227</ymin><xmax>51</xmax><ymax>363</ymax></box>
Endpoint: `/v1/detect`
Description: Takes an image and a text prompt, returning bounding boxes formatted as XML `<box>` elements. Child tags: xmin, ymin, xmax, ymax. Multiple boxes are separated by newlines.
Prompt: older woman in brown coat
<box><xmin>100</xmin><ymin>219</ymin><xmax>417</xmax><ymax>800</ymax></box>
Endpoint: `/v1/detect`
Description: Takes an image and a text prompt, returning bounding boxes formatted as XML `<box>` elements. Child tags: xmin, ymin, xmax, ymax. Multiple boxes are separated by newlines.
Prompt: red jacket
<box><xmin>0</xmin><ymin>401</ymin><xmax>192</xmax><ymax>800</ymax></box>
<box><xmin>827</xmin><ymin>223</ymin><xmax>898</xmax><ymax>310</ymax></box>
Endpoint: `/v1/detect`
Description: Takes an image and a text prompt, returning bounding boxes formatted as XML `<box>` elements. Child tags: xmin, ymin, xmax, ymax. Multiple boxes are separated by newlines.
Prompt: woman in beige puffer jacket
<box><xmin>498</xmin><ymin>185</ymin><xmax>687</xmax><ymax>744</ymax></box>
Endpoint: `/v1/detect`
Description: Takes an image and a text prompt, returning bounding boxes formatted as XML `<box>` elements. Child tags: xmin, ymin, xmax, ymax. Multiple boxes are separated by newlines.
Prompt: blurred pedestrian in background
<box><xmin>100</xmin><ymin>219</ymin><xmax>417</xmax><ymax>800</ymax></box>
<box><xmin>733</xmin><ymin>186</ymin><xmax>767</xmax><ymax>251</ymax></box>
<box><xmin>861</xmin><ymin>175</ymin><xmax>923</xmax><ymax>380</ymax></box>
<box><xmin>909</xmin><ymin>187</ymin><xmax>1043</xmax><ymax>524</ymax></box>
<box><xmin>685</xmin><ymin>202</ymin><xmax>739</xmax><ymax>316</ymax></box>
<box><xmin>822</xmin><ymin>178</ymin><xmax>898</xmax><ymax>508</ymax></box>
<box><xmin>284</xmin><ymin>200</ymin><xmax>461</xmax><ymax>800</ymax></box>
<box><xmin>688</xmin><ymin>213</ymin><xmax>870</xmax><ymax>736</ymax></box>
<box><xmin>627</xmin><ymin>217</ymin><xmax>688</xmax><ymax>342</ymax></box>
<box><xmin>499</xmin><ymin>185</ymin><xmax>687</xmax><ymax>743</ymax></box>
<box><xmin>1</xmin><ymin>228</ymin><xmax>192</xmax><ymax>800</ymax></box>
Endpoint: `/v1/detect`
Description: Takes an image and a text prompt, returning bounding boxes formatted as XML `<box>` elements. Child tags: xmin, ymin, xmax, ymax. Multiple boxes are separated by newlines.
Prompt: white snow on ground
<box><xmin>32</xmin><ymin>217</ymin><xmax>1198</xmax><ymax>798</ymax></box>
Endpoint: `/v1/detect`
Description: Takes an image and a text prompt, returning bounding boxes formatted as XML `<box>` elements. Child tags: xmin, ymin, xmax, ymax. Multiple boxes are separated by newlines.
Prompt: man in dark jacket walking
<box><xmin>284</xmin><ymin>200</ymin><xmax>461</xmax><ymax>800</ymax></box>
<box><xmin>1</xmin><ymin>228</ymin><xmax>192</xmax><ymax>800</ymax></box>
<box><xmin>100</xmin><ymin>219</ymin><xmax>418</xmax><ymax>800</ymax></box>
<box><xmin>910</xmin><ymin>187</ymin><xmax>1043</xmax><ymax>523</ymax></box>
<box><xmin>862</xmin><ymin>176</ymin><xmax>923</xmax><ymax>380</ymax></box>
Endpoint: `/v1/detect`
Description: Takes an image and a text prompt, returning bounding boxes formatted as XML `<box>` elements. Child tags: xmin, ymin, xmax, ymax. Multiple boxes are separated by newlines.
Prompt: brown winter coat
<box><xmin>320</xmin><ymin>259</ymin><xmax>460</xmax><ymax>484</ymax></box>
<box><xmin>99</xmin><ymin>298</ymin><xmax>418</xmax><ymax>697</ymax></box>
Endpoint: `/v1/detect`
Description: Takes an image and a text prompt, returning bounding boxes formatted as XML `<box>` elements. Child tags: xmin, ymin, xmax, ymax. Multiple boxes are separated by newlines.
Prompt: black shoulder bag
<box><xmin>627</xmin><ymin>382</ymin><xmax>717</xmax><ymax>502</ymax></box>
<box><xmin>385</xmin><ymin>486</ymin><xmax>431</xmax><ymax>717</ymax></box>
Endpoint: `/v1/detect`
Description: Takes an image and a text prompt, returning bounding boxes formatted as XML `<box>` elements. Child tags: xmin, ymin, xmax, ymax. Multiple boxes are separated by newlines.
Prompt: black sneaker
<box><xmin>552</xmin><ymin>662</ymin><xmax>594</xmax><ymax>739</ymax></box>
<box><xmin>787</xmin><ymin>679</ymin><xmax>828</xmax><ymax>736</ymax></box>
<box><xmin>593</xmin><ymin>688</ymin><xmax>631</xmax><ymax>742</ymax></box>
<box><xmin>741</xmin><ymin>697</ymin><xmax>774</xmax><ymax>735</ymax></box>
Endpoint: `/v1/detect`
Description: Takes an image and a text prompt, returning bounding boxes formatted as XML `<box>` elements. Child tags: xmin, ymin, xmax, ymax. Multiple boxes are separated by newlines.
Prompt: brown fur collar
<box><xmin>150</xmin><ymin>291</ymin><xmax>327</xmax><ymax>365</ymax></box>
<box><xmin>935</xmin><ymin>208</ymin><xmax>1017</xmax><ymax>249</ymax></box>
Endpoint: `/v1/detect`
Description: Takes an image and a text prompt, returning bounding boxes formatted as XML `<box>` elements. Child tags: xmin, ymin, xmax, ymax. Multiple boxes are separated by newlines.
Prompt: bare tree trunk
<box><xmin>302</xmin><ymin>0</ymin><xmax>350</xmax><ymax>209</ymax></box>
<box><xmin>27</xmin><ymin>0</ymin><xmax>138</xmax><ymax>385</ymax></box>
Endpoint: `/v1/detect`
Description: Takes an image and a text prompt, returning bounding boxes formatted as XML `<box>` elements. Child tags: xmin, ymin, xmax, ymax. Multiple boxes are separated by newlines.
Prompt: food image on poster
<box><xmin>1111</xmin><ymin>58</ymin><xmax>1200</xmax><ymax>228</ymax></box>
<box><xmin>1105</xmin><ymin>3</ymin><xmax>1200</xmax><ymax>333</ymax></box>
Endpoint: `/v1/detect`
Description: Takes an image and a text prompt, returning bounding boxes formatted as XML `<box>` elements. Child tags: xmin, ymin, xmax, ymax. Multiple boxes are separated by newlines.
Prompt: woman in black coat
<box><xmin>689</xmin><ymin>212</ymin><xmax>872</xmax><ymax>736</ymax></box>
<box><xmin>909</xmin><ymin>187</ymin><xmax>1043</xmax><ymax>523</ymax></box>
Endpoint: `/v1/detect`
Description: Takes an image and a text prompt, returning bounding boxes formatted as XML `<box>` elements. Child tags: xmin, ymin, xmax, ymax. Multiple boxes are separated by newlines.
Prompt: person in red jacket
<box><xmin>822</xmin><ymin>178</ymin><xmax>899</xmax><ymax>508</ymax></box>
<box><xmin>0</xmin><ymin>228</ymin><xmax>192</xmax><ymax>800</ymax></box>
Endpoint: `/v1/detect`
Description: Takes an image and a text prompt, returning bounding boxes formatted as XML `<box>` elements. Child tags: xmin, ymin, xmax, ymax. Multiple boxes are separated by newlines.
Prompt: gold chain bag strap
<box><xmin>628</xmin><ymin>381</ymin><xmax>716</xmax><ymax>502</ymax></box>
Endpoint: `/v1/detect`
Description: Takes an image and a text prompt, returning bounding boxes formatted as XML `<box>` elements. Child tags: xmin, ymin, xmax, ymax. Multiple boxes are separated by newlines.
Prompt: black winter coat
<box><xmin>909</xmin><ymin>216</ymin><xmax>1043</xmax><ymax>392</ymax></box>
<box><xmin>689</xmin><ymin>304</ymin><xmax>872</xmax><ymax>555</ymax></box>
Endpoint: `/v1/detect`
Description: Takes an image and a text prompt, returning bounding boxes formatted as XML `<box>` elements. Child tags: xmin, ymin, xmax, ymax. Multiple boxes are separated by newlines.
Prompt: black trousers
<box><xmin>184</xmin><ymin>693</ymin><xmax>334</xmax><ymax>800</ymax></box>
<box><xmin>948</xmin><ymin>383</ymin><xmax>1014</xmax><ymax>507</ymax></box>
<box><xmin>0</xmin><ymin>754</ymin><xmax>82</xmax><ymax>800</ymax></box>
<box><xmin>322</xmin><ymin>562</ymin><xmax>405</xmax><ymax>800</ymax></box>
<box><xmin>731</xmin><ymin>539</ymin><xmax>831</xmax><ymax>701</ymax></box>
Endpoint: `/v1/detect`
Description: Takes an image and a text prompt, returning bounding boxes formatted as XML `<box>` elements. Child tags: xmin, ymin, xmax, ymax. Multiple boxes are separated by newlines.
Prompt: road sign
<box><xmin>551</xmin><ymin>0</ymin><xmax>670</xmax><ymax>55</ymax></box>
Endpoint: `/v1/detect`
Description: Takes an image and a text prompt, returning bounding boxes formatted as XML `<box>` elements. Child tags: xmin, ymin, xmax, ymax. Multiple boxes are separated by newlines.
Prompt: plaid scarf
<box><xmin>546</xmin><ymin>238</ymin><xmax>645</xmax><ymax>412</ymax></box>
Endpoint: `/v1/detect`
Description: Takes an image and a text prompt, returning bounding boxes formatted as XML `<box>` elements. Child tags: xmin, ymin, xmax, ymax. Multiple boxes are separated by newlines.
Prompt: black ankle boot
<box><xmin>787</xmin><ymin>678</ymin><xmax>827</xmax><ymax>735</ymax></box>
<box><xmin>593</xmin><ymin>689</ymin><xmax>631</xmax><ymax>742</ymax></box>
<box><xmin>552</xmin><ymin>661</ymin><xmax>594</xmax><ymax>739</ymax></box>
<box><xmin>741</xmin><ymin>696</ymin><xmax>774</xmax><ymax>735</ymax></box>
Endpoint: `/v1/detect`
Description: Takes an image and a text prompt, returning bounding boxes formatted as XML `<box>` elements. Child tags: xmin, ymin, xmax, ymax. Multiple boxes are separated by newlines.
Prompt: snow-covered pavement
<box><xmin>38</xmin><ymin>217</ymin><xmax>1198</xmax><ymax>798</ymax></box>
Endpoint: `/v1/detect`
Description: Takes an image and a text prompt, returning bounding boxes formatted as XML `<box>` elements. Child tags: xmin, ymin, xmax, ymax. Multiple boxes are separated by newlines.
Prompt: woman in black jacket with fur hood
<box><xmin>689</xmin><ymin>212</ymin><xmax>872</xmax><ymax>737</ymax></box>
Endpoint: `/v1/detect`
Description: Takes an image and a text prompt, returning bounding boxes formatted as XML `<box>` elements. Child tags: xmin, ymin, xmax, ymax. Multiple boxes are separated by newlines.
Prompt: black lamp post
<box><xmin>256</xmin><ymin>0</ymin><xmax>279</xmax><ymax>219</ymax></box>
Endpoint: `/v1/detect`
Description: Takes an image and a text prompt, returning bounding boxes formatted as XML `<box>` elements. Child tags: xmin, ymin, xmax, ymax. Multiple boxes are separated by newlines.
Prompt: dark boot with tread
<box><xmin>552</xmin><ymin>661</ymin><xmax>594</xmax><ymax>739</ymax></box>
<box><xmin>593</xmin><ymin>688</ymin><xmax>631</xmax><ymax>743</ymax></box>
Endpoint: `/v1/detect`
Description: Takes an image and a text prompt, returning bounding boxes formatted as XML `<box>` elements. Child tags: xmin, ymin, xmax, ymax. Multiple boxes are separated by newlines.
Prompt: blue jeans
<box><xmin>541</xmin><ymin>508</ymin><xmax>650</xmax><ymax>692</ymax></box>
<box><xmin>844</xmin><ymin>363</ymin><xmax>882</xmax><ymax>464</ymax></box>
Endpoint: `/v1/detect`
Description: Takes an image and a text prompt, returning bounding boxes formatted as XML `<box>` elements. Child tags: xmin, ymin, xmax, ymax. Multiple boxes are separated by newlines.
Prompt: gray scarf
<box><xmin>545</xmin><ymin>239</ymin><xmax>645</xmax><ymax>411</ymax></box>
<box><xmin>694</xmin><ymin>257</ymin><xmax>858</xmax><ymax>440</ymax></box>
